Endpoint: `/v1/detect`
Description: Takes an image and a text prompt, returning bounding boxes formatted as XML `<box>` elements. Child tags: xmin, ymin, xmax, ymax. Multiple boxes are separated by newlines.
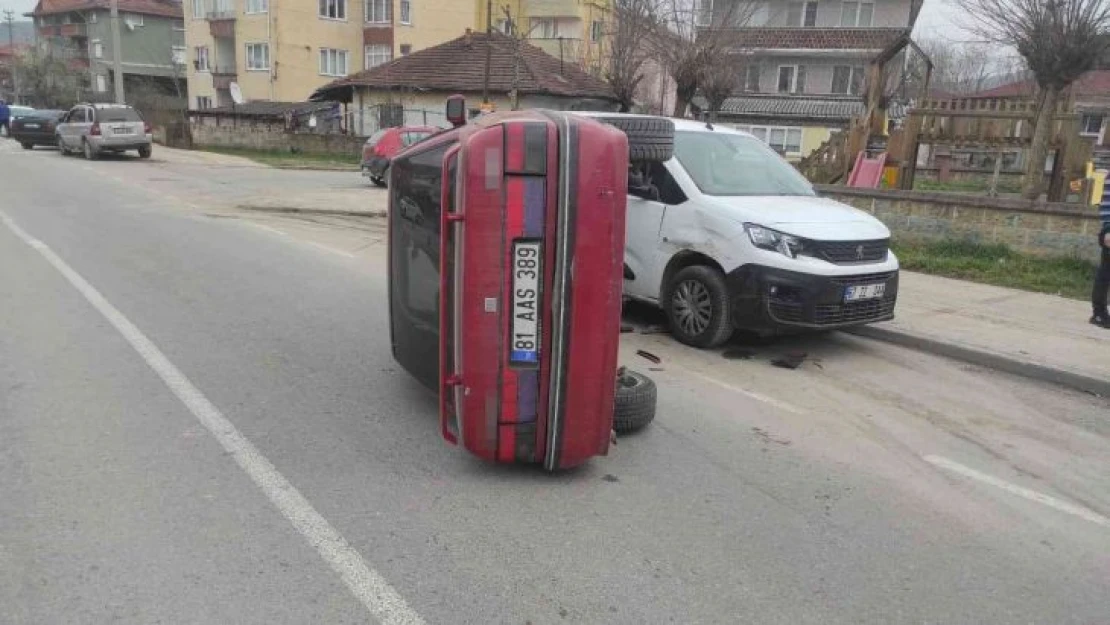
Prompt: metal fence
<box><xmin>346</xmin><ymin>104</ymin><xmax>449</xmax><ymax>136</ymax></box>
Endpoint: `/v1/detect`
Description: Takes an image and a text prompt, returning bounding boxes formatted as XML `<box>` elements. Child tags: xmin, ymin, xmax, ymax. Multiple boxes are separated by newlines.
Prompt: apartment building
<box><xmin>27</xmin><ymin>0</ymin><xmax>185</xmax><ymax>100</ymax></box>
<box><xmin>186</xmin><ymin>0</ymin><xmax>472</xmax><ymax>108</ymax></box>
<box><xmin>476</xmin><ymin>0</ymin><xmax>610</xmax><ymax>75</ymax></box>
<box><xmin>695</xmin><ymin>0</ymin><xmax>922</xmax><ymax>160</ymax></box>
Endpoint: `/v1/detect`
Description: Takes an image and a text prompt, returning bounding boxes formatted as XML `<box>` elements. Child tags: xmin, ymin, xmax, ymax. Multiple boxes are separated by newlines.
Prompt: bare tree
<box><xmin>699</xmin><ymin>58</ymin><xmax>740</xmax><ymax>118</ymax></box>
<box><xmin>603</xmin><ymin>0</ymin><xmax>659</xmax><ymax>112</ymax></box>
<box><xmin>960</xmin><ymin>0</ymin><xmax>1110</xmax><ymax>198</ymax></box>
<box><xmin>650</xmin><ymin>0</ymin><xmax>757</xmax><ymax>117</ymax></box>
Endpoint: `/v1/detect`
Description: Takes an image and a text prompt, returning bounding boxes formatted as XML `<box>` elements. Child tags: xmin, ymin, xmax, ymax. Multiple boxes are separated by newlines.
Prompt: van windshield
<box><xmin>673</xmin><ymin>130</ymin><xmax>815</xmax><ymax>197</ymax></box>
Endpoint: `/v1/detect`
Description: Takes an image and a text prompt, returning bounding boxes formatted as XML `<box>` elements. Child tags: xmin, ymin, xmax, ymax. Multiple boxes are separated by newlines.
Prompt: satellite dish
<box><xmin>229</xmin><ymin>82</ymin><xmax>244</xmax><ymax>105</ymax></box>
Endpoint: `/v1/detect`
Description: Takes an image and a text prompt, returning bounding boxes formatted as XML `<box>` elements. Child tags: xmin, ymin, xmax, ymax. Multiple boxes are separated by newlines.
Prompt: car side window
<box><xmin>631</xmin><ymin>160</ymin><xmax>687</xmax><ymax>205</ymax></box>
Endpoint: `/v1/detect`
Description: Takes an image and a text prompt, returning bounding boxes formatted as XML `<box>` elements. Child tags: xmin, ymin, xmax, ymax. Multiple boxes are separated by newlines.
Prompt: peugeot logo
<box><xmin>855</xmin><ymin>245</ymin><xmax>865</xmax><ymax>260</ymax></box>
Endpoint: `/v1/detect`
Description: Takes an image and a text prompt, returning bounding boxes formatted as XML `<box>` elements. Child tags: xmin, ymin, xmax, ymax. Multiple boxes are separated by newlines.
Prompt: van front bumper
<box><xmin>726</xmin><ymin>264</ymin><xmax>898</xmax><ymax>331</ymax></box>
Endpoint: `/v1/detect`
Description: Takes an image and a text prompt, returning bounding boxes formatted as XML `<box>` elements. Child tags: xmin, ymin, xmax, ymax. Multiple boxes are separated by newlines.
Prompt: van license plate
<box><xmin>844</xmin><ymin>283</ymin><xmax>886</xmax><ymax>302</ymax></box>
<box><xmin>510</xmin><ymin>240</ymin><xmax>541</xmax><ymax>366</ymax></box>
<box><xmin>24</xmin><ymin>123</ymin><xmax>39</xmax><ymax>129</ymax></box>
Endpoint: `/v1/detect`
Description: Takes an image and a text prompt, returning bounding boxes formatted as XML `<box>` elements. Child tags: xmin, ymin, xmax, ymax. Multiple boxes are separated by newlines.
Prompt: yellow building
<box><xmin>185</xmin><ymin>0</ymin><xmax>473</xmax><ymax>108</ymax></box>
<box><xmin>475</xmin><ymin>0</ymin><xmax>609</xmax><ymax>75</ymax></box>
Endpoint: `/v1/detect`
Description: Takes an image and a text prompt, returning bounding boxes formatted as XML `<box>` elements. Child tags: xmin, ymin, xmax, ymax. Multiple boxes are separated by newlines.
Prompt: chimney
<box><xmin>464</xmin><ymin>28</ymin><xmax>472</xmax><ymax>48</ymax></box>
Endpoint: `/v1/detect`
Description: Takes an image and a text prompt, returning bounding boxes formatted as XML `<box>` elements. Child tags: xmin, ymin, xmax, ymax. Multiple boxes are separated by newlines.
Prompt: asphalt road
<box><xmin>2</xmin><ymin>141</ymin><xmax>1108</xmax><ymax>624</ymax></box>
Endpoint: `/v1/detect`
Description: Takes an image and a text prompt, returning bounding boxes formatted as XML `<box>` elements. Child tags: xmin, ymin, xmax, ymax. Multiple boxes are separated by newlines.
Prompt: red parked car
<box><xmin>361</xmin><ymin>125</ymin><xmax>439</xmax><ymax>187</ymax></box>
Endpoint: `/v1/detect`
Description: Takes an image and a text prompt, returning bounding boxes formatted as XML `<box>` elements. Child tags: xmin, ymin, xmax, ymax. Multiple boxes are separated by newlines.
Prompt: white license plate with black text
<box><xmin>510</xmin><ymin>240</ymin><xmax>542</xmax><ymax>365</ymax></box>
<box><xmin>113</xmin><ymin>126</ymin><xmax>133</xmax><ymax>135</ymax></box>
<box><xmin>844</xmin><ymin>283</ymin><xmax>886</xmax><ymax>302</ymax></box>
<box><xmin>24</xmin><ymin>123</ymin><xmax>39</xmax><ymax>129</ymax></box>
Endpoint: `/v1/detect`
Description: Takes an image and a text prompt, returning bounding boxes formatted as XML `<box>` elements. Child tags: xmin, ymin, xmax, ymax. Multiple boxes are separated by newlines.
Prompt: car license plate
<box><xmin>24</xmin><ymin>123</ymin><xmax>39</xmax><ymax>129</ymax></box>
<box><xmin>844</xmin><ymin>283</ymin><xmax>886</xmax><ymax>302</ymax></box>
<box><xmin>113</xmin><ymin>126</ymin><xmax>132</xmax><ymax>135</ymax></box>
<box><xmin>510</xmin><ymin>240</ymin><xmax>542</xmax><ymax>366</ymax></box>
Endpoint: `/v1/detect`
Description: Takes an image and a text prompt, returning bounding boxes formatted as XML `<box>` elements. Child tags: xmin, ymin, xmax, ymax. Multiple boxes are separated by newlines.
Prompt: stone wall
<box><xmin>190</xmin><ymin>120</ymin><xmax>364</xmax><ymax>158</ymax></box>
<box><xmin>816</xmin><ymin>185</ymin><xmax>1104</xmax><ymax>262</ymax></box>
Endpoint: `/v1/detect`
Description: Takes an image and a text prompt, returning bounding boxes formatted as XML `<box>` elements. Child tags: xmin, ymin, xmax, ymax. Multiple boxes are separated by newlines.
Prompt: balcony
<box><xmin>206</xmin><ymin>11</ymin><xmax>236</xmax><ymax>38</ymax></box>
<box><xmin>529</xmin><ymin>37</ymin><xmax>583</xmax><ymax>62</ymax></box>
<box><xmin>38</xmin><ymin>22</ymin><xmax>87</xmax><ymax>38</ymax></box>
<box><xmin>523</xmin><ymin>0</ymin><xmax>578</xmax><ymax>17</ymax></box>
<box><xmin>211</xmin><ymin>68</ymin><xmax>237</xmax><ymax>90</ymax></box>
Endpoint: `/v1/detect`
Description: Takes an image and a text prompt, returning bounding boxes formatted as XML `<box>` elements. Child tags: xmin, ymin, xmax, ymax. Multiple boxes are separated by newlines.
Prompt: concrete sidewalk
<box><xmin>853</xmin><ymin>272</ymin><xmax>1110</xmax><ymax>396</ymax></box>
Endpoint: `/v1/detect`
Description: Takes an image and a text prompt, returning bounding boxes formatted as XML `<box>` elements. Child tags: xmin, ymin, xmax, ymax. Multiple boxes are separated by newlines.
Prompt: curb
<box><xmin>236</xmin><ymin>205</ymin><xmax>386</xmax><ymax>218</ymax></box>
<box><xmin>847</xmin><ymin>325</ymin><xmax>1110</xmax><ymax>398</ymax></box>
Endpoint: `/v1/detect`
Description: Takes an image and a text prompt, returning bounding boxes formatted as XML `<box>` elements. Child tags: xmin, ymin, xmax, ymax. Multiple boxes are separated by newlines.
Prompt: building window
<box><xmin>738</xmin><ymin>125</ymin><xmax>804</xmax><ymax>155</ymax></box>
<box><xmin>247</xmin><ymin>0</ymin><xmax>268</xmax><ymax>14</ymax></box>
<box><xmin>124</xmin><ymin>13</ymin><xmax>143</xmax><ymax>27</ymax></box>
<box><xmin>95</xmin><ymin>74</ymin><xmax>107</xmax><ymax>92</ymax></box>
<box><xmin>92</xmin><ymin>40</ymin><xmax>103</xmax><ymax>59</ymax></box>
<box><xmin>246</xmin><ymin>43</ymin><xmax>269</xmax><ymax>70</ymax></box>
<box><xmin>742</xmin><ymin>64</ymin><xmax>760</xmax><ymax>92</ymax></box>
<box><xmin>777</xmin><ymin>65</ymin><xmax>805</xmax><ymax>93</ymax></box>
<box><xmin>787</xmin><ymin>1</ymin><xmax>818</xmax><ymax>27</ymax></box>
<box><xmin>195</xmin><ymin>46</ymin><xmax>210</xmax><ymax>71</ymax></box>
<box><xmin>840</xmin><ymin>1</ymin><xmax>873</xmax><ymax>26</ymax></box>
<box><xmin>399</xmin><ymin>44</ymin><xmax>411</xmax><ymax>55</ymax></box>
<box><xmin>1081</xmin><ymin>113</ymin><xmax>1105</xmax><ymax>136</ymax></box>
<box><xmin>319</xmin><ymin>48</ymin><xmax>349</xmax><ymax>76</ymax></box>
<box><xmin>694</xmin><ymin>0</ymin><xmax>712</xmax><ymax>26</ymax></box>
<box><xmin>319</xmin><ymin>0</ymin><xmax>347</xmax><ymax>20</ymax></box>
<box><xmin>364</xmin><ymin>43</ymin><xmax>391</xmax><ymax>68</ymax></box>
<box><xmin>495</xmin><ymin>18</ymin><xmax>513</xmax><ymax>34</ymax></box>
<box><xmin>89</xmin><ymin>12</ymin><xmax>97</xmax><ymax>23</ymax></box>
<box><xmin>172</xmin><ymin>46</ymin><xmax>186</xmax><ymax>66</ymax></box>
<box><xmin>531</xmin><ymin>17</ymin><xmax>557</xmax><ymax>38</ymax></box>
<box><xmin>399</xmin><ymin>0</ymin><xmax>411</xmax><ymax>24</ymax></box>
<box><xmin>831</xmin><ymin>65</ymin><xmax>864</xmax><ymax>95</ymax></box>
<box><xmin>591</xmin><ymin>20</ymin><xmax>604</xmax><ymax>42</ymax></box>
<box><xmin>192</xmin><ymin>0</ymin><xmax>205</xmax><ymax>18</ymax></box>
<box><xmin>365</xmin><ymin>0</ymin><xmax>389</xmax><ymax>23</ymax></box>
<box><xmin>197</xmin><ymin>96</ymin><xmax>213</xmax><ymax>109</ymax></box>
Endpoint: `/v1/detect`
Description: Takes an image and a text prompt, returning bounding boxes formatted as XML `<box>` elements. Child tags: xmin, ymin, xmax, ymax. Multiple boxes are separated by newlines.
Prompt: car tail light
<box><xmin>90</xmin><ymin>122</ymin><xmax>101</xmax><ymax>136</ymax></box>
<box><xmin>143</xmin><ymin>121</ymin><xmax>151</xmax><ymax>134</ymax></box>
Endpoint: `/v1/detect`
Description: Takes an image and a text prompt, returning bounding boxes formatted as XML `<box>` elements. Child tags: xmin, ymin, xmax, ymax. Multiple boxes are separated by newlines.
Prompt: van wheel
<box><xmin>663</xmin><ymin>265</ymin><xmax>733</xmax><ymax>348</ymax></box>
<box><xmin>613</xmin><ymin>369</ymin><xmax>656</xmax><ymax>434</ymax></box>
<box><xmin>594</xmin><ymin>116</ymin><xmax>675</xmax><ymax>162</ymax></box>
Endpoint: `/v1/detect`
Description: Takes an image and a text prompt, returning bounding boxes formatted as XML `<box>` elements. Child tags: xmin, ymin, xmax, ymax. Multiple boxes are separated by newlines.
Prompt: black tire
<box><xmin>21</xmin><ymin>142</ymin><xmax>33</xmax><ymax>150</ymax></box>
<box><xmin>614</xmin><ymin>369</ymin><xmax>656</xmax><ymax>434</ymax></box>
<box><xmin>594</xmin><ymin>116</ymin><xmax>675</xmax><ymax>162</ymax></box>
<box><xmin>663</xmin><ymin>265</ymin><xmax>734</xmax><ymax>348</ymax></box>
<box><xmin>138</xmin><ymin>145</ymin><xmax>152</xmax><ymax>159</ymax></box>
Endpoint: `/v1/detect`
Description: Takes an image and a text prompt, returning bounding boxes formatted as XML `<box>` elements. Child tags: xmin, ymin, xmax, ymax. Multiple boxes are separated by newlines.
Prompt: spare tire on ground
<box><xmin>595</xmin><ymin>116</ymin><xmax>675</xmax><ymax>163</ymax></box>
<box><xmin>613</xmin><ymin>368</ymin><xmax>657</xmax><ymax>434</ymax></box>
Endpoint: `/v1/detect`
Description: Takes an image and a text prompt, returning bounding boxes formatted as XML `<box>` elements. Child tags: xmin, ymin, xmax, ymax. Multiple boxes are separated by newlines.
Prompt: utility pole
<box><xmin>109</xmin><ymin>0</ymin><xmax>125</xmax><ymax>103</ymax></box>
<box><xmin>482</xmin><ymin>0</ymin><xmax>491</xmax><ymax>107</ymax></box>
<box><xmin>3</xmin><ymin>9</ymin><xmax>19</xmax><ymax>104</ymax></box>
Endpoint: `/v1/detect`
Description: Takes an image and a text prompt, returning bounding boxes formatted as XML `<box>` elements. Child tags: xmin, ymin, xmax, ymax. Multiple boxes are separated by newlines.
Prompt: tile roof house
<box><xmin>690</xmin><ymin>0</ymin><xmax>922</xmax><ymax>161</ymax></box>
<box><xmin>26</xmin><ymin>0</ymin><xmax>184</xmax><ymax>101</ymax></box>
<box><xmin>967</xmin><ymin>70</ymin><xmax>1110</xmax><ymax>146</ymax></box>
<box><xmin>312</xmin><ymin>30</ymin><xmax>618</xmax><ymax>135</ymax></box>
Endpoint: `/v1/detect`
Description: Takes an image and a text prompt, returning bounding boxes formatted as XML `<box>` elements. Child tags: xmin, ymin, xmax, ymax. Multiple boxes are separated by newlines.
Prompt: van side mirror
<box><xmin>445</xmin><ymin>95</ymin><xmax>466</xmax><ymax>128</ymax></box>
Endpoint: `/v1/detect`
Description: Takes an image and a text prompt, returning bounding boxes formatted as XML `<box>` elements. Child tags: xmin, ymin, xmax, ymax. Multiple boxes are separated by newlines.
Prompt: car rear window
<box><xmin>97</xmin><ymin>108</ymin><xmax>143</xmax><ymax>122</ymax></box>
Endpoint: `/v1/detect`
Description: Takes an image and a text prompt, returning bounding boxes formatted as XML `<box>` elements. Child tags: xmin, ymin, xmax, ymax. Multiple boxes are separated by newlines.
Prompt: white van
<box><xmin>589</xmin><ymin>114</ymin><xmax>899</xmax><ymax>348</ymax></box>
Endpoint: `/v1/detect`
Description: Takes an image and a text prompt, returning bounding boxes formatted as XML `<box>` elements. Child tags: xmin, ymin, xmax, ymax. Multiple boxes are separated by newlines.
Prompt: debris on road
<box><xmin>752</xmin><ymin>427</ymin><xmax>791</xmax><ymax>446</ymax></box>
<box><xmin>771</xmin><ymin>351</ymin><xmax>807</xmax><ymax>370</ymax></box>
<box><xmin>639</xmin><ymin>325</ymin><xmax>668</xmax><ymax>335</ymax></box>
<box><xmin>636</xmin><ymin>350</ymin><xmax>661</xmax><ymax>364</ymax></box>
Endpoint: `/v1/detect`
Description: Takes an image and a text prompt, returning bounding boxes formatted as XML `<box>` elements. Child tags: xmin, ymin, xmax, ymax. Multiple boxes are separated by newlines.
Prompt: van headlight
<box><xmin>744</xmin><ymin>224</ymin><xmax>804</xmax><ymax>259</ymax></box>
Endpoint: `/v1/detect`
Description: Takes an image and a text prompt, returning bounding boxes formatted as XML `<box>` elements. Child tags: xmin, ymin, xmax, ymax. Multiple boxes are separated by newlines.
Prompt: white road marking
<box><xmin>254</xmin><ymin>223</ymin><xmax>289</xmax><ymax>237</ymax></box>
<box><xmin>924</xmin><ymin>455</ymin><xmax>1110</xmax><ymax>528</ymax></box>
<box><xmin>308</xmin><ymin>240</ymin><xmax>357</xmax><ymax>258</ymax></box>
<box><xmin>0</xmin><ymin>210</ymin><xmax>425</xmax><ymax>625</ymax></box>
<box><xmin>684</xmin><ymin>369</ymin><xmax>805</xmax><ymax>414</ymax></box>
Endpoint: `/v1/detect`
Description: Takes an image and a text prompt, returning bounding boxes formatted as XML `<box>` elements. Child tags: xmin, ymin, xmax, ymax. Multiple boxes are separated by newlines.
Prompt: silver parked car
<box><xmin>56</xmin><ymin>103</ymin><xmax>153</xmax><ymax>160</ymax></box>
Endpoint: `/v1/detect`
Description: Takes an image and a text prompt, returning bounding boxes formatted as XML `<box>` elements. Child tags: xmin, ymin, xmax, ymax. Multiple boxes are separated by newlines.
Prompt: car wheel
<box><xmin>21</xmin><ymin>142</ymin><xmax>33</xmax><ymax>150</ymax></box>
<box><xmin>83</xmin><ymin>140</ymin><xmax>97</xmax><ymax>160</ymax></box>
<box><xmin>593</xmin><ymin>116</ymin><xmax>675</xmax><ymax>163</ymax></box>
<box><xmin>138</xmin><ymin>145</ymin><xmax>152</xmax><ymax>159</ymax></box>
<box><xmin>664</xmin><ymin>265</ymin><xmax>734</xmax><ymax>348</ymax></box>
<box><xmin>613</xmin><ymin>369</ymin><xmax>656</xmax><ymax>434</ymax></box>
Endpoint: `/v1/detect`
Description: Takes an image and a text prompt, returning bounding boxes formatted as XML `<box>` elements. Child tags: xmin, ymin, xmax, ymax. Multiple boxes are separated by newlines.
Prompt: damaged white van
<box><xmin>594</xmin><ymin>114</ymin><xmax>899</xmax><ymax>349</ymax></box>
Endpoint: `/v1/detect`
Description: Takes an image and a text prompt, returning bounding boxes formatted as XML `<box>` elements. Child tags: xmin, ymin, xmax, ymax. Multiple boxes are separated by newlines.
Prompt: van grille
<box><xmin>809</xmin><ymin>239</ymin><xmax>889</xmax><ymax>264</ymax></box>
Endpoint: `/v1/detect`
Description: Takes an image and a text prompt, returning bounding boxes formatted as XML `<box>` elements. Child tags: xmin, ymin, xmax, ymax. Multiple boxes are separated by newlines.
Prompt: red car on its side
<box><xmin>361</xmin><ymin>125</ymin><xmax>439</xmax><ymax>187</ymax></box>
